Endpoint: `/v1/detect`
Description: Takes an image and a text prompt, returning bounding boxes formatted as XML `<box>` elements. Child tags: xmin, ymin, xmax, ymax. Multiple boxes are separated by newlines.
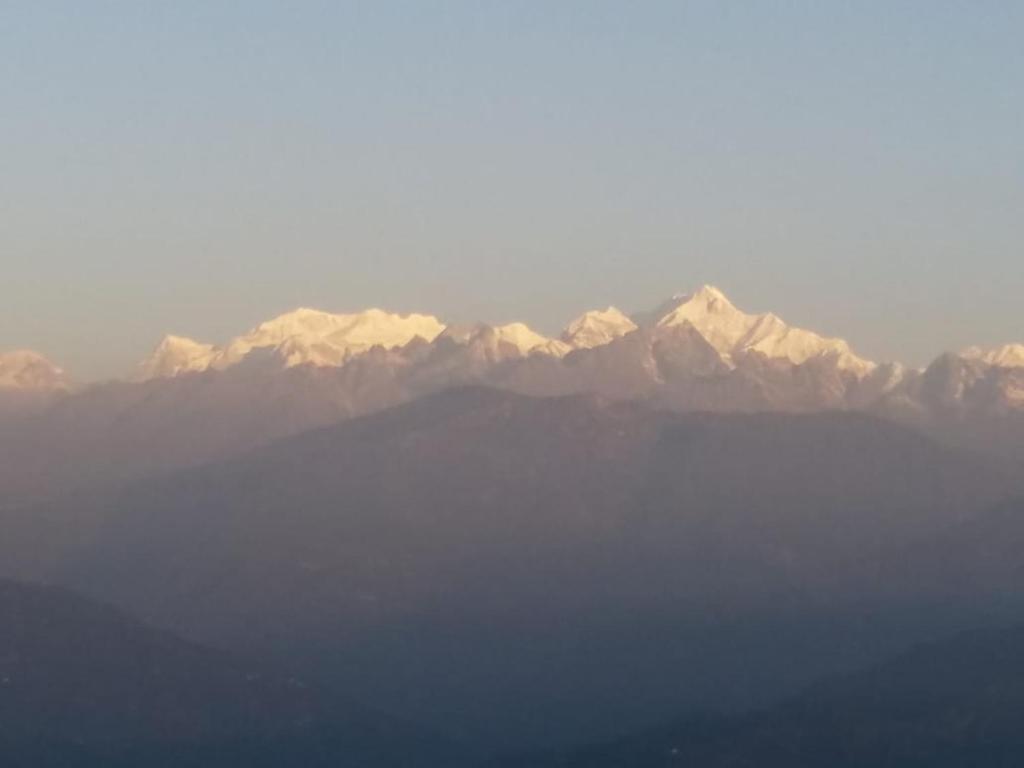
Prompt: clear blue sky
<box><xmin>2</xmin><ymin>1</ymin><xmax>1021</xmax><ymax>379</ymax></box>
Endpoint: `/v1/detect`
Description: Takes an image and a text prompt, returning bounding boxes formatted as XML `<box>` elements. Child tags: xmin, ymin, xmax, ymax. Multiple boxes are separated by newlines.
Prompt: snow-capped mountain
<box><xmin>961</xmin><ymin>344</ymin><xmax>1024</xmax><ymax>369</ymax></box>
<box><xmin>868</xmin><ymin>345</ymin><xmax>1024</xmax><ymax>461</ymax></box>
<box><xmin>0</xmin><ymin>350</ymin><xmax>69</xmax><ymax>391</ymax></box>
<box><xmin>138</xmin><ymin>308</ymin><xmax>446</xmax><ymax>379</ymax></box>
<box><xmin>0</xmin><ymin>350</ymin><xmax>71</xmax><ymax>418</ymax></box>
<box><xmin>886</xmin><ymin>347</ymin><xmax>1024</xmax><ymax>413</ymax></box>
<box><xmin>120</xmin><ymin>286</ymin><xmax>889</xmax><ymax>416</ymax></box>
<box><xmin>135</xmin><ymin>285</ymin><xmax>876</xmax><ymax>382</ymax></box>
<box><xmin>136</xmin><ymin>335</ymin><xmax>217</xmax><ymax>380</ymax></box>
<box><xmin>217</xmin><ymin>307</ymin><xmax>446</xmax><ymax>368</ymax></box>
<box><xmin>561</xmin><ymin>307</ymin><xmax>638</xmax><ymax>349</ymax></box>
<box><xmin>488</xmin><ymin>322</ymin><xmax>571</xmax><ymax>357</ymax></box>
<box><xmin>649</xmin><ymin>285</ymin><xmax>875</xmax><ymax>376</ymax></box>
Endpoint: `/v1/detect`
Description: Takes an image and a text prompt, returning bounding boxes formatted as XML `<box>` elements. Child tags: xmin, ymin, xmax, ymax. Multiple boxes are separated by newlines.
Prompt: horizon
<box><xmin>3</xmin><ymin>2</ymin><xmax>1022</xmax><ymax>379</ymax></box>
<box><xmin>4</xmin><ymin>281</ymin><xmax>1021</xmax><ymax>383</ymax></box>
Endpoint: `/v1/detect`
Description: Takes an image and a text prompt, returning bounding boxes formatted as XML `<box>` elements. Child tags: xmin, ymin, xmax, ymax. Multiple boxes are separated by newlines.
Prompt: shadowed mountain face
<box><xmin>0</xmin><ymin>362</ymin><xmax>391</xmax><ymax>504</ymax></box>
<box><xmin>508</xmin><ymin>623</ymin><xmax>1024</xmax><ymax>768</ymax></box>
<box><xmin>873</xmin><ymin>351</ymin><xmax>1024</xmax><ymax>462</ymax></box>
<box><xmin>0</xmin><ymin>580</ymin><xmax>471</xmax><ymax>768</ymax></box>
<box><xmin>2</xmin><ymin>388</ymin><xmax>1020</xmax><ymax>748</ymax></box>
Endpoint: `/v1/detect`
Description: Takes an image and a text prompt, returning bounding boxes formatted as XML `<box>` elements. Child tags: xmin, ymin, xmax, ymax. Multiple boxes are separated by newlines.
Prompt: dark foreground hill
<box><xmin>1</xmin><ymin>388</ymin><xmax>1020</xmax><ymax>748</ymax></box>
<box><xmin>505</xmin><ymin>622</ymin><xmax>1024</xmax><ymax>767</ymax></box>
<box><xmin>0</xmin><ymin>580</ymin><xmax>470</xmax><ymax>768</ymax></box>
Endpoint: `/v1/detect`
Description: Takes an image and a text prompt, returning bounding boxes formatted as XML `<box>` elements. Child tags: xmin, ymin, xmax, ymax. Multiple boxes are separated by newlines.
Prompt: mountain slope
<box><xmin>876</xmin><ymin>349</ymin><xmax>1024</xmax><ymax>460</ymax></box>
<box><xmin>518</xmin><ymin>623</ymin><xmax>1024</xmax><ymax>767</ymax></box>
<box><xmin>0</xmin><ymin>580</ymin><xmax>470</xmax><ymax>768</ymax></box>
<box><xmin>0</xmin><ymin>348</ymin><xmax>438</xmax><ymax>503</ymax></box>
<box><xmin>856</xmin><ymin>496</ymin><xmax>1024</xmax><ymax>608</ymax></box>
<box><xmin>3</xmin><ymin>388</ymin><xmax>1018</xmax><ymax>748</ymax></box>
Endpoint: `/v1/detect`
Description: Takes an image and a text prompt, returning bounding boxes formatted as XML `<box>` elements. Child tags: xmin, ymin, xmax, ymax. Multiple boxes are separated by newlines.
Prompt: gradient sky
<box><xmin>2</xmin><ymin>1</ymin><xmax>1021</xmax><ymax>380</ymax></box>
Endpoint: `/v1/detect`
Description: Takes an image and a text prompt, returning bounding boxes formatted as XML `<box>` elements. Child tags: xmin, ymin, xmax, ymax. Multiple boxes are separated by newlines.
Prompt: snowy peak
<box><xmin>562</xmin><ymin>307</ymin><xmax>638</xmax><ymax>349</ymax></box>
<box><xmin>455</xmin><ymin>323</ymin><xmax>569</xmax><ymax>358</ymax></box>
<box><xmin>237</xmin><ymin>307</ymin><xmax>442</xmax><ymax>350</ymax></box>
<box><xmin>902</xmin><ymin>348</ymin><xmax>1024</xmax><ymax>412</ymax></box>
<box><xmin>139</xmin><ymin>308</ymin><xmax>447</xmax><ymax>379</ymax></box>
<box><xmin>650</xmin><ymin>285</ymin><xmax>874</xmax><ymax>375</ymax></box>
<box><xmin>653</xmin><ymin>285</ymin><xmax>754</xmax><ymax>351</ymax></box>
<box><xmin>639</xmin><ymin>284</ymin><xmax>731</xmax><ymax>324</ymax></box>
<box><xmin>961</xmin><ymin>344</ymin><xmax>1024</xmax><ymax>369</ymax></box>
<box><xmin>137</xmin><ymin>335</ymin><xmax>216</xmax><ymax>380</ymax></box>
<box><xmin>0</xmin><ymin>350</ymin><xmax>70</xmax><ymax>391</ymax></box>
<box><xmin>218</xmin><ymin>308</ymin><xmax>446</xmax><ymax>369</ymax></box>
<box><xmin>659</xmin><ymin>284</ymin><xmax>733</xmax><ymax>314</ymax></box>
<box><xmin>494</xmin><ymin>323</ymin><xmax>571</xmax><ymax>357</ymax></box>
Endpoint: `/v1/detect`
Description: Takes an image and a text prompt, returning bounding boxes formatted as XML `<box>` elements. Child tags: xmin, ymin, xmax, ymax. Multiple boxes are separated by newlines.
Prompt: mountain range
<box><xmin>128</xmin><ymin>285</ymin><xmax>874</xmax><ymax>379</ymax></box>
<box><xmin>2</xmin><ymin>286</ymin><xmax>1022</xmax><ymax>502</ymax></box>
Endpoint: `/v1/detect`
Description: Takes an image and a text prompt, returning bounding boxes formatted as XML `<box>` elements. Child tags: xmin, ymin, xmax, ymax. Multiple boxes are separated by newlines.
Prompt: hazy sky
<box><xmin>2</xmin><ymin>1</ymin><xmax>1021</xmax><ymax>380</ymax></box>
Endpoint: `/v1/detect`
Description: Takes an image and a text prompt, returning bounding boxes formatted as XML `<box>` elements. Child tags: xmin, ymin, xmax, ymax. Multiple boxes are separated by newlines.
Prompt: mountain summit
<box><xmin>0</xmin><ymin>350</ymin><xmax>69</xmax><ymax>391</ymax></box>
<box><xmin>137</xmin><ymin>308</ymin><xmax>446</xmax><ymax>380</ymax></box>
<box><xmin>562</xmin><ymin>307</ymin><xmax>638</xmax><ymax>349</ymax></box>
<box><xmin>136</xmin><ymin>335</ymin><xmax>217</xmax><ymax>380</ymax></box>
<box><xmin>649</xmin><ymin>285</ymin><xmax>874</xmax><ymax>376</ymax></box>
<box><xmin>218</xmin><ymin>307</ymin><xmax>446</xmax><ymax>368</ymax></box>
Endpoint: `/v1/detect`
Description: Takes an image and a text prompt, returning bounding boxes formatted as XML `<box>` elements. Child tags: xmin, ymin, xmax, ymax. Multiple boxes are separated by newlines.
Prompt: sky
<box><xmin>2</xmin><ymin>1</ymin><xmax>1021</xmax><ymax>380</ymax></box>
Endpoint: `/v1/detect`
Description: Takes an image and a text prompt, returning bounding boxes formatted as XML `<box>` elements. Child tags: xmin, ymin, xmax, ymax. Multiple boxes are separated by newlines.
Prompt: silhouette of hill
<box><xmin>505</xmin><ymin>622</ymin><xmax>1024</xmax><ymax>767</ymax></box>
<box><xmin>0</xmin><ymin>580</ymin><xmax>470</xmax><ymax>767</ymax></box>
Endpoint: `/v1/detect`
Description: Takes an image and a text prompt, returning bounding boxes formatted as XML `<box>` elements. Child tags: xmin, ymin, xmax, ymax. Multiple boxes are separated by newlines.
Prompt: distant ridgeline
<box><xmin>3</xmin><ymin>286</ymin><xmax>1023</xmax><ymax>500</ymax></box>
